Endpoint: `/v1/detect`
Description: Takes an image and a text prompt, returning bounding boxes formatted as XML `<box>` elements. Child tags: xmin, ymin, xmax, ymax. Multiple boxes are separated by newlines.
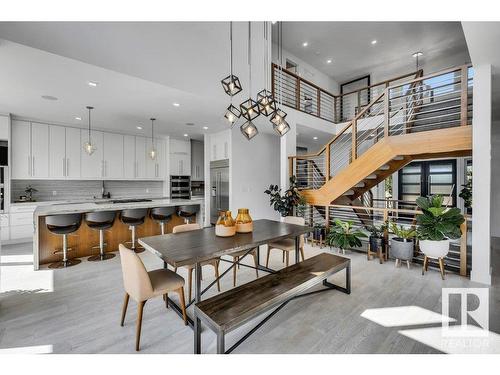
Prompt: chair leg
<box><xmin>177</xmin><ymin>287</ymin><xmax>188</xmax><ymax>326</ymax></box>
<box><xmin>422</xmin><ymin>256</ymin><xmax>428</xmax><ymax>275</ymax></box>
<box><xmin>188</xmin><ymin>267</ymin><xmax>193</xmax><ymax>303</ymax></box>
<box><xmin>252</xmin><ymin>251</ymin><xmax>259</xmax><ymax>278</ymax></box>
<box><xmin>300</xmin><ymin>246</ymin><xmax>305</xmax><ymax>261</ymax></box>
<box><xmin>164</xmin><ymin>293</ymin><xmax>168</xmax><ymax>309</ymax></box>
<box><xmin>120</xmin><ymin>293</ymin><xmax>129</xmax><ymax>327</ymax></box>
<box><xmin>174</xmin><ymin>267</ymin><xmax>178</xmax><ymax>273</ymax></box>
<box><xmin>266</xmin><ymin>248</ymin><xmax>271</xmax><ymax>268</ymax></box>
<box><xmin>233</xmin><ymin>256</ymin><xmax>238</xmax><ymax>287</ymax></box>
<box><xmin>136</xmin><ymin>300</ymin><xmax>146</xmax><ymax>351</ymax></box>
<box><xmin>285</xmin><ymin>251</ymin><xmax>289</xmax><ymax>267</ymax></box>
<box><xmin>282</xmin><ymin>251</ymin><xmax>285</xmax><ymax>263</ymax></box>
<box><xmin>214</xmin><ymin>260</ymin><xmax>221</xmax><ymax>292</ymax></box>
<box><xmin>438</xmin><ymin>258</ymin><xmax>445</xmax><ymax>280</ymax></box>
<box><xmin>406</xmin><ymin>260</ymin><xmax>411</xmax><ymax>269</ymax></box>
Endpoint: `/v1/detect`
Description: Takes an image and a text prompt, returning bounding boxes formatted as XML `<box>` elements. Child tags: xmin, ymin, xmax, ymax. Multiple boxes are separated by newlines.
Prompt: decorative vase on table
<box><xmin>215</xmin><ymin>210</ymin><xmax>236</xmax><ymax>237</ymax></box>
<box><xmin>235</xmin><ymin>208</ymin><xmax>253</xmax><ymax>233</ymax></box>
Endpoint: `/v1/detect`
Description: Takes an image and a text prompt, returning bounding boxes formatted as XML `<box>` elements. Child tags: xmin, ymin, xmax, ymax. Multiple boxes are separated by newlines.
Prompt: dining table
<box><xmin>138</xmin><ymin>219</ymin><xmax>312</xmax><ymax>354</ymax></box>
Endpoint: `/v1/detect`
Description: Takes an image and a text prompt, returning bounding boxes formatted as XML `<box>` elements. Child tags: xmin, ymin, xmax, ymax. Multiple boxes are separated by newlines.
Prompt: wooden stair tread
<box><xmin>194</xmin><ymin>253</ymin><xmax>349</xmax><ymax>332</ymax></box>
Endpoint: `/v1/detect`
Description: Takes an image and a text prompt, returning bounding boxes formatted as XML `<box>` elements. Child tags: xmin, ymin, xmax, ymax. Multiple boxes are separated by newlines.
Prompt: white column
<box><xmin>471</xmin><ymin>64</ymin><xmax>492</xmax><ymax>285</ymax></box>
<box><xmin>280</xmin><ymin>121</ymin><xmax>296</xmax><ymax>190</ymax></box>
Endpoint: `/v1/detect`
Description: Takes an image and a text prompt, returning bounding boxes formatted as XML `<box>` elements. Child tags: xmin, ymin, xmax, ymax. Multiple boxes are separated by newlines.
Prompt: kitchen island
<box><xmin>33</xmin><ymin>198</ymin><xmax>204</xmax><ymax>270</ymax></box>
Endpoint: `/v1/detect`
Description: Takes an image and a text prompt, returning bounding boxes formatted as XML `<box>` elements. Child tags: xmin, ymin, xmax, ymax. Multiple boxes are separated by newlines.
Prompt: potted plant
<box><xmin>367</xmin><ymin>223</ymin><xmax>386</xmax><ymax>256</ymax></box>
<box><xmin>416</xmin><ymin>195</ymin><xmax>465</xmax><ymax>268</ymax></box>
<box><xmin>326</xmin><ymin>219</ymin><xmax>366</xmax><ymax>255</ymax></box>
<box><xmin>390</xmin><ymin>222</ymin><xmax>416</xmax><ymax>267</ymax></box>
<box><xmin>459</xmin><ymin>179</ymin><xmax>472</xmax><ymax>214</ymax></box>
<box><xmin>264</xmin><ymin>176</ymin><xmax>302</xmax><ymax>217</ymax></box>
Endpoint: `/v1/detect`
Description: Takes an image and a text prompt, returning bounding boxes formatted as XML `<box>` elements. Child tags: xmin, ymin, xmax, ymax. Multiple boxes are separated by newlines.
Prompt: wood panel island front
<box><xmin>33</xmin><ymin>198</ymin><xmax>203</xmax><ymax>270</ymax></box>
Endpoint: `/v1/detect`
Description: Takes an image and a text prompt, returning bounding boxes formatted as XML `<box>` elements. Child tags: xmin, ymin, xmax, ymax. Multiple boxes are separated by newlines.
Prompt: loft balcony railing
<box><xmin>271</xmin><ymin>62</ymin><xmax>421</xmax><ymax>123</ymax></box>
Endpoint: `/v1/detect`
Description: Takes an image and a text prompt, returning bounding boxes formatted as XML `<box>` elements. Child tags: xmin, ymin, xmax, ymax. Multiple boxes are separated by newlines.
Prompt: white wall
<box><xmin>491</xmin><ymin>120</ymin><xmax>500</xmax><ymax>238</ymax></box>
<box><xmin>471</xmin><ymin>64</ymin><xmax>492</xmax><ymax>285</ymax></box>
<box><xmin>272</xmin><ymin>43</ymin><xmax>340</xmax><ymax>95</ymax></box>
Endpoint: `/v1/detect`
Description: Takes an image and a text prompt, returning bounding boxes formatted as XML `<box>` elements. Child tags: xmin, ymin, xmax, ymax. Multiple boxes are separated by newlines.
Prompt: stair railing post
<box><xmin>317</xmin><ymin>89</ymin><xmax>321</xmax><ymax>118</ymax></box>
<box><xmin>351</xmin><ymin>120</ymin><xmax>357</xmax><ymax>162</ymax></box>
<box><xmin>383</xmin><ymin>87</ymin><xmax>390</xmax><ymax>138</ymax></box>
<box><xmin>325</xmin><ymin>143</ymin><xmax>331</xmax><ymax>181</ymax></box>
<box><xmin>295</xmin><ymin>76</ymin><xmax>300</xmax><ymax>110</ymax></box>
<box><xmin>460</xmin><ymin>65</ymin><xmax>468</xmax><ymax>126</ymax></box>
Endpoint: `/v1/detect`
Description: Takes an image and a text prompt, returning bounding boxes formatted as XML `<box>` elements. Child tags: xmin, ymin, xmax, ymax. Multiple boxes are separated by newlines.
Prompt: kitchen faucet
<box><xmin>101</xmin><ymin>180</ymin><xmax>111</xmax><ymax>199</ymax></box>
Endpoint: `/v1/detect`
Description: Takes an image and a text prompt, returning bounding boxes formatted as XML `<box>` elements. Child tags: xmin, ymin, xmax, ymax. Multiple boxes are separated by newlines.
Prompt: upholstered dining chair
<box><xmin>229</xmin><ymin>248</ymin><xmax>259</xmax><ymax>287</ymax></box>
<box><xmin>266</xmin><ymin>216</ymin><xmax>306</xmax><ymax>268</ymax></box>
<box><xmin>118</xmin><ymin>244</ymin><xmax>187</xmax><ymax>351</ymax></box>
<box><xmin>172</xmin><ymin>223</ymin><xmax>221</xmax><ymax>301</ymax></box>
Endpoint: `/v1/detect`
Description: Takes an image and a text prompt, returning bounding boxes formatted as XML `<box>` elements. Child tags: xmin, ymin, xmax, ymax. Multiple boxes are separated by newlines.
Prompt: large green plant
<box><xmin>326</xmin><ymin>219</ymin><xmax>366</xmax><ymax>251</ymax></box>
<box><xmin>264</xmin><ymin>176</ymin><xmax>302</xmax><ymax>217</ymax></box>
<box><xmin>416</xmin><ymin>195</ymin><xmax>465</xmax><ymax>241</ymax></box>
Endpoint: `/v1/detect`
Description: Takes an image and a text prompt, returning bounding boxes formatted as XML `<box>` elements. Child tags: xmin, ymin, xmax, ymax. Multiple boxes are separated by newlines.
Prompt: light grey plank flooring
<box><xmin>1</xmin><ymin>240</ymin><xmax>499</xmax><ymax>354</ymax></box>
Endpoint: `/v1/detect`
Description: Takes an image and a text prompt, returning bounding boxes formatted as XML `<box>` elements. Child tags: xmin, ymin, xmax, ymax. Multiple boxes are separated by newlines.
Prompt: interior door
<box><xmin>398</xmin><ymin>159</ymin><xmax>457</xmax><ymax>207</ymax></box>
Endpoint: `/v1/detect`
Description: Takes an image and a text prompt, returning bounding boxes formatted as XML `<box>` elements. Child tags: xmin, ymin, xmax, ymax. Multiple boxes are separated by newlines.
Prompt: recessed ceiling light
<box><xmin>412</xmin><ymin>51</ymin><xmax>424</xmax><ymax>58</ymax></box>
<box><xmin>136</xmin><ymin>126</ymin><xmax>143</xmax><ymax>130</ymax></box>
<box><xmin>88</xmin><ymin>81</ymin><xmax>98</xmax><ymax>87</ymax></box>
<box><xmin>313</xmin><ymin>136</ymin><xmax>318</xmax><ymax>140</ymax></box>
<box><xmin>41</xmin><ymin>95</ymin><xmax>58</xmax><ymax>101</ymax></box>
<box><xmin>202</xmin><ymin>126</ymin><xmax>209</xmax><ymax>130</ymax></box>
<box><xmin>326</xmin><ymin>59</ymin><xmax>332</xmax><ymax>64</ymax></box>
<box><xmin>302</xmin><ymin>42</ymin><xmax>308</xmax><ymax>47</ymax></box>
<box><xmin>173</xmin><ymin>102</ymin><xmax>180</xmax><ymax>107</ymax></box>
<box><xmin>371</xmin><ymin>40</ymin><xmax>377</xmax><ymax>45</ymax></box>
<box><xmin>75</xmin><ymin>116</ymin><xmax>82</xmax><ymax>121</ymax></box>
<box><xmin>183</xmin><ymin>133</ymin><xmax>188</xmax><ymax>137</ymax></box>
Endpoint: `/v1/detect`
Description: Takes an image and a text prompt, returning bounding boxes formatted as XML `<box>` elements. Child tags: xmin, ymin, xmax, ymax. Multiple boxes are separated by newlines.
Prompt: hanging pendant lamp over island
<box><xmin>83</xmin><ymin>106</ymin><xmax>96</xmax><ymax>155</ymax></box>
<box><xmin>148</xmin><ymin>118</ymin><xmax>157</xmax><ymax>160</ymax></box>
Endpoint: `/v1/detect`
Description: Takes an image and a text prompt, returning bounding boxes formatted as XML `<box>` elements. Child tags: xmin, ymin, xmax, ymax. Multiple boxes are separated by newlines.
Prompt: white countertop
<box><xmin>33</xmin><ymin>197</ymin><xmax>204</xmax><ymax>217</ymax></box>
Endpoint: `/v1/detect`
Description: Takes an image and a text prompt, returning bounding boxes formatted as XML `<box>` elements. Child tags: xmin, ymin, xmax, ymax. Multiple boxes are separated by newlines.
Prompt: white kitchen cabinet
<box><xmin>49</xmin><ymin>125</ymin><xmax>66</xmax><ymax>178</ymax></box>
<box><xmin>156</xmin><ymin>138</ymin><xmax>166</xmax><ymax>178</ymax></box>
<box><xmin>8</xmin><ymin>204</ymin><xmax>37</xmax><ymax>241</ymax></box>
<box><xmin>65</xmin><ymin>127</ymin><xmax>81</xmax><ymax>179</ymax></box>
<box><xmin>210</xmin><ymin>130</ymin><xmax>230</xmax><ymax>161</ymax></box>
<box><xmin>103</xmin><ymin>132</ymin><xmax>124</xmax><ymax>179</ymax></box>
<box><xmin>80</xmin><ymin>129</ymin><xmax>104</xmax><ymax>178</ymax></box>
<box><xmin>146</xmin><ymin>137</ymin><xmax>165</xmax><ymax>179</ymax></box>
<box><xmin>135</xmin><ymin>136</ymin><xmax>147</xmax><ymax>179</ymax></box>
<box><xmin>0</xmin><ymin>213</ymin><xmax>9</xmax><ymax>241</ymax></box>
<box><xmin>123</xmin><ymin>135</ymin><xmax>136</xmax><ymax>179</ymax></box>
<box><xmin>31</xmin><ymin>123</ymin><xmax>49</xmax><ymax>178</ymax></box>
<box><xmin>191</xmin><ymin>140</ymin><xmax>204</xmax><ymax>181</ymax></box>
<box><xmin>11</xmin><ymin>120</ymin><xmax>31</xmax><ymax>179</ymax></box>
<box><xmin>169</xmin><ymin>138</ymin><xmax>191</xmax><ymax>176</ymax></box>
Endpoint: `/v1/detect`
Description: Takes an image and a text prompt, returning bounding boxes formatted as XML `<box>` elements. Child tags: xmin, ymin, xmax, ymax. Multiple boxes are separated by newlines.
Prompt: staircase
<box><xmin>291</xmin><ymin>64</ymin><xmax>473</xmax><ymax>208</ymax></box>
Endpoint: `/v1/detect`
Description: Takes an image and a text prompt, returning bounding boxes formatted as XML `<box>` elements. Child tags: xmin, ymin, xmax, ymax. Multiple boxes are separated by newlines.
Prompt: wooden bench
<box><xmin>194</xmin><ymin>252</ymin><xmax>350</xmax><ymax>354</ymax></box>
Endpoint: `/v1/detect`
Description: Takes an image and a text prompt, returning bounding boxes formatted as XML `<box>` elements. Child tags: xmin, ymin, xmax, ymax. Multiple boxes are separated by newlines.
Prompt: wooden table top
<box><xmin>138</xmin><ymin>219</ymin><xmax>312</xmax><ymax>267</ymax></box>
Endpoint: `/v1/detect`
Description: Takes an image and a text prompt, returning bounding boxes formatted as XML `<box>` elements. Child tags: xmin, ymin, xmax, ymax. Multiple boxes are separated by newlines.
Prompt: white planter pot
<box><xmin>419</xmin><ymin>239</ymin><xmax>450</xmax><ymax>259</ymax></box>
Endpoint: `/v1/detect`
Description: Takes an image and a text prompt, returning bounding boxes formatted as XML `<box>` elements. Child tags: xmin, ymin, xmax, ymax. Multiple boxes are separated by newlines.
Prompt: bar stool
<box><xmin>176</xmin><ymin>205</ymin><xmax>199</xmax><ymax>224</ymax></box>
<box><xmin>85</xmin><ymin>211</ymin><xmax>116</xmax><ymax>262</ymax></box>
<box><xmin>47</xmin><ymin>213</ymin><xmax>82</xmax><ymax>269</ymax></box>
<box><xmin>120</xmin><ymin>208</ymin><xmax>148</xmax><ymax>253</ymax></box>
<box><xmin>150</xmin><ymin>206</ymin><xmax>176</xmax><ymax>235</ymax></box>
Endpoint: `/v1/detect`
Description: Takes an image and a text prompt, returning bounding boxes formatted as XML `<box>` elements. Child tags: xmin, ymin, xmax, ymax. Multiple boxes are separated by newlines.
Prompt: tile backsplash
<box><xmin>11</xmin><ymin>180</ymin><xmax>164</xmax><ymax>202</ymax></box>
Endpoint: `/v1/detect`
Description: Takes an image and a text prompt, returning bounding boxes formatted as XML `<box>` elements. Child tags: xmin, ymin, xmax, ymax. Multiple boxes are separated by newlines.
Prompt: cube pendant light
<box><xmin>221</xmin><ymin>75</ymin><xmax>242</xmax><ymax>96</ymax></box>
<box><xmin>224</xmin><ymin>104</ymin><xmax>241</xmax><ymax>125</ymax></box>
<box><xmin>270</xmin><ymin>108</ymin><xmax>287</xmax><ymax>126</ymax></box>
<box><xmin>240</xmin><ymin>121</ymin><xmax>259</xmax><ymax>140</ymax></box>
<box><xmin>273</xmin><ymin>118</ymin><xmax>290</xmax><ymax>136</ymax></box>
<box><xmin>239</xmin><ymin>98</ymin><xmax>260</xmax><ymax>121</ymax></box>
<box><xmin>257</xmin><ymin>89</ymin><xmax>276</xmax><ymax>116</ymax></box>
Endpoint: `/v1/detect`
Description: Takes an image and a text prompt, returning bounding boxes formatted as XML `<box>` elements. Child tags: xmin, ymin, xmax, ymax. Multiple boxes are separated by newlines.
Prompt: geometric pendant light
<box><xmin>270</xmin><ymin>21</ymin><xmax>289</xmax><ymax>136</ymax></box>
<box><xmin>83</xmin><ymin>106</ymin><xmax>96</xmax><ymax>155</ymax></box>
<box><xmin>148</xmin><ymin>118</ymin><xmax>157</xmax><ymax>160</ymax></box>
<box><xmin>221</xmin><ymin>22</ymin><xmax>243</xmax><ymax>97</ymax></box>
<box><xmin>257</xmin><ymin>22</ymin><xmax>276</xmax><ymax>116</ymax></box>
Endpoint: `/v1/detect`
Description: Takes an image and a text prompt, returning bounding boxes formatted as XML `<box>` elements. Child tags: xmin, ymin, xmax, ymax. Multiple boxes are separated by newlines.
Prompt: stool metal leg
<box><xmin>88</xmin><ymin>229</ymin><xmax>115</xmax><ymax>262</ymax></box>
<box><xmin>160</xmin><ymin>222</ymin><xmax>165</xmax><ymax>235</ymax></box>
<box><xmin>49</xmin><ymin>234</ymin><xmax>82</xmax><ymax>269</ymax></box>
<box><xmin>129</xmin><ymin>225</ymin><xmax>144</xmax><ymax>254</ymax></box>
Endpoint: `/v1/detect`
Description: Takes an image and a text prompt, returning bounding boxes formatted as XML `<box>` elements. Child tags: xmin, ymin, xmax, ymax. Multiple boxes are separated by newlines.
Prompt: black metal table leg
<box><xmin>217</xmin><ymin>331</ymin><xmax>225</xmax><ymax>354</ymax></box>
<box><xmin>194</xmin><ymin>262</ymin><xmax>202</xmax><ymax>354</ymax></box>
<box><xmin>295</xmin><ymin>236</ymin><xmax>300</xmax><ymax>264</ymax></box>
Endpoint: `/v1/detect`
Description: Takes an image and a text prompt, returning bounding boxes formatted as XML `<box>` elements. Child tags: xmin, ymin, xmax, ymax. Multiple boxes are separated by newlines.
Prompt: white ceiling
<box><xmin>278</xmin><ymin>22</ymin><xmax>470</xmax><ymax>83</ymax></box>
<box><xmin>296</xmin><ymin>124</ymin><xmax>332</xmax><ymax>154</ymax></box>
<box><xmin>0</xmin><ymin>22</ymin><xmax>271</xmax><ymax>140</ymax></box>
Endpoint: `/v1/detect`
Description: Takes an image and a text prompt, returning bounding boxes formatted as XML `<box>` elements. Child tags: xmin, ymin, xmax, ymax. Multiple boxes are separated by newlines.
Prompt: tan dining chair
<box><xmin>229</xmin><ymin>248</ymin><xmax>259</xmax><ymax>287</ymax></box>
<box><xmin>118</xmin><ymin>244</ymin><xmax>187</xmax><ymax>351</ymax></box>
<box><xmin>266</xmin><ymin>216</ymin><xmax>306</xmax><ymax>268</ymax></box>
<box><xmin>172</xmin><ymin>223</ymin><xmax>221</xmax><ymax>301</ymax></box>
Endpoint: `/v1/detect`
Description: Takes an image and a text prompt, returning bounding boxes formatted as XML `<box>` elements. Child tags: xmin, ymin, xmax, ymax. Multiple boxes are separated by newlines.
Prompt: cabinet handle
<box><xmin>28</xmin><ymin>155</ymin><xmax>31</xmax><ymax>176</ymax></box>
<box><xmin>66</xmin><ymin>158</ymin><xmax>69</xmax><ymax>177</ymax></box>
<box><xmin>63</xmin><ymin>158</ymin><xmax>66</xmax><ymax>177</ymax></box>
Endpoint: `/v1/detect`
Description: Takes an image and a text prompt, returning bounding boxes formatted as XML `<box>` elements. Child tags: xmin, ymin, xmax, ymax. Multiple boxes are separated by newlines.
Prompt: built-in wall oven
<box><xmin>170</xmin><ymin>175</ymin><xmax>191</xmax><ymax>199</ymax></box>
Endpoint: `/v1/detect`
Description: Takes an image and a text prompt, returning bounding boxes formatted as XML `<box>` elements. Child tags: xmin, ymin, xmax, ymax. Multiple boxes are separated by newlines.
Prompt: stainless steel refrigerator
<box><xmin>210</xmin><ymin>159</ymin><xmax>229</xmax><ymax>224</ymax></box>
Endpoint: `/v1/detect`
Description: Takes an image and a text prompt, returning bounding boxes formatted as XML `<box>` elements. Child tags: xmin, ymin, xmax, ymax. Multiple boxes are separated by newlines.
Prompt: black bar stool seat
<box><xmin>85</xmin><ymin>211</ymin><xmax>116</xmax><ymax>262</ymax></box>
<box><xmin>150</xmin><ymin>206</ymin><xmax>176</xmax><ymax>235</ymax></box>
<box><xmin>176</xmin><ymin>205</ymin><xmax>199</xmax><ymax>224</ymax></box>
<box><xmin>47</xmin><ymin>213</ymin><xmax>82</xmax><ymax>269</ymax></box>
<box><xmin>120</xmin><ymin>208</ymin><xmax>148</xmax><ymax>253</ymax></box>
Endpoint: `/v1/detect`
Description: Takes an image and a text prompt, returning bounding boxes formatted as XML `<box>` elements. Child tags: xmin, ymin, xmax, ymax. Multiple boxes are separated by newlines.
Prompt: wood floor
<box><xmin>1</xmin><ymin>240</ymin><xmax>499</xmax><ymax>354</ymax></box>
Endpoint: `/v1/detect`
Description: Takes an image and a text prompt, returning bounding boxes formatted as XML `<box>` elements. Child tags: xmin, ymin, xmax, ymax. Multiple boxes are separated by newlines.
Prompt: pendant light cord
<box><xmin>229</xmin><ymin>22</ymin><xmax>233</xmax><ymax>105</ymax></box>
<box><xmin>279</xmin><ymin>21</ymin><xmax>283</xmax><ymax>108</ymax></box>
<box><xmin>248</xmin><ymin>22</ymin><xmax>252</xmax><ymax>98</ymax></box>
<box><xmin>88</xmin><ymin>107</ymin><xmax>92</xmax><ymax>141</ymax></box>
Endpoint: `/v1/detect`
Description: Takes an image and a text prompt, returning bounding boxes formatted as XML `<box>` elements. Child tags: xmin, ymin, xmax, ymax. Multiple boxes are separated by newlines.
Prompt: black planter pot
<box><xmin>313</xmin><ymin>227</ymin><xmax>326</xmax><ymax>241</ymax></box>
<box><xmin>369</xmin><ymin>235</ymin><xmax>385</xmax><ymax>252</ymax></box>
